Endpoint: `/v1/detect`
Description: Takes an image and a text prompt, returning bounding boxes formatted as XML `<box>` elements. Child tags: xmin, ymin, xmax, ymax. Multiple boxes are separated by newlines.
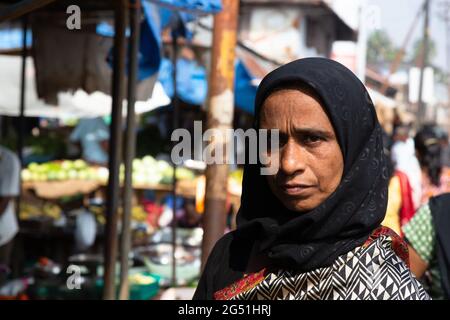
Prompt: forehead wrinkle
<box><xmin>260</xmin><ymin>89</ymin><xmax>330</xmax><ymax>134</ymax></box>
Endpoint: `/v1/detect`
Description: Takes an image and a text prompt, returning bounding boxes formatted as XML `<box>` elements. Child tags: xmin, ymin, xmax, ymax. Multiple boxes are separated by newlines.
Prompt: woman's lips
<box><xmin>279</xmin><ymin>184</ymin><xmax>315</xmax><ymax>197</ymax></box>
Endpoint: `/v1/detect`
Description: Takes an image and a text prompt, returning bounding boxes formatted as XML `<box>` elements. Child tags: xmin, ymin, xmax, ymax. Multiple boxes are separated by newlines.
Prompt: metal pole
<box><xmin>18</xmin><ymin>16</ymin><xmax>28</xmax><ymax>167</ymax></box>
<box><xmin>446</xmin><ymin>3</ymin><xmax>450</xmax><ymax>127</ymax></box>
<box><xmin>441</xmin><ymin>1</ymin><xmax>450</xmax><ymax>124</ymax></box>
<box><xmin>171</xmin><ymin>33</ymin><xmax>179</xmax><ymax>288</ymax></box>
<box><xmin>356</xmin><ymin>0</ymin><xmax>368</xmax><ymax>83</ymax></box>
<box><xmin>0</xmin><ymin>0</ymin><xmax>56</xmax><ymax>23</ymax></box>
<box><xmin>418</xmin><ymin>0</ymin><xmax>431</xmax><ymax>125</ymax></box>
<box><xmin>201</xmin><ymin>0</ymin><xmax>240</xmax><ymax>270</ymax></box>
<box><xmin>440</xmin><ymin>1</ymin><xmax>450</xmax><ymax>127</ymax></box>
<box><xmin>381</xmin><ymin>0</ymin><xmax>425</xmax><ymax>95</ymax></box>
<box><xmin>103</xmin><ymin>0</ymin><xmax>128</xmax><ymax>301</ymax></box>
<box><xmin>119</xmin><ymin>0</ymin><xmax>141</xmax><ymax>301</ymax></box>
<box><xmin>16</xmin><ymin>16</ymin><xmax>28</xmax><ymax>219</ymax></box>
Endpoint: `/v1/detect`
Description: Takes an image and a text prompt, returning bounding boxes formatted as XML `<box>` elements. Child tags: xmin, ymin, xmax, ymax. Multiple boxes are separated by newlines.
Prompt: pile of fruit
<box><xmin>21</xmin><ymin>160</ymin><xmax>101</xmax><ymax>182</ymax></box>
<box><xmin>20</xmin><ymin>202</ymin><xmax>62</xmax><ymax>221</ymax></box>
<box><xmin>21</xmin><ymin>156</ymin><xmax>197</xmax><ymax>186</ymax></box>
<box><xmin>130</xmin><ymin>156</ymin><xmax>196</xmax><ymax>186</ymax></box>
<box><xmin>89</xmin><ymin>205</ymin><xmax>149</xmax><ymax>225</ymax></box>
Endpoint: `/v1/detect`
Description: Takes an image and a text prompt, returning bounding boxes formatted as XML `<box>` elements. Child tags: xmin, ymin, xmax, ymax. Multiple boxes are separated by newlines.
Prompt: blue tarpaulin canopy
<box><xmin>158</xmin><ymin>58</ymin><xmax>257</xmax><ymax>113</ymax></box>
<box><xmin>97</xmin><ymin>1</ymin><xmax>164</xmax><ymax>81</ymax></box>
<box><xmin>234</xmin><ymin>60</ymin><xmax>257</xmax><ymax>114</ymax></box>
<box><xmin>146</xmin><ymin>0</ymin><xmax>222</xmax><ymax>14</ymax></box>
<box><xmin>152</xmin><ymin>0</ymin><xmax>257</xmax><ymax>113</ymax></box>
<box><xmin>99</xmin><ymin>0</ymin><xmax>257</xmax><ymax>112</ymax></box>
<box><xmin>0</xmin><ymin>29</ymin><xmax>31</xmax><ymax>50</ymax></box>
<box><xmin>158</xmin><ymin>58</ymin><xmax>208</xmax><ymax>106</ymax></box>
<box><xmin>99</xmin><ymin>0</ymin><xmax>222</xmax><ymax>80</ymax></box>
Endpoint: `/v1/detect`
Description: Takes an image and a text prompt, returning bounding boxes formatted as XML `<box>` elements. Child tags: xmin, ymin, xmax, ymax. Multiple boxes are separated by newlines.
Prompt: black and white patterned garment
<box><xmin>231</xmin><ymin>234</ymin><xmax>431</xmax><ymax>300</ymax></box>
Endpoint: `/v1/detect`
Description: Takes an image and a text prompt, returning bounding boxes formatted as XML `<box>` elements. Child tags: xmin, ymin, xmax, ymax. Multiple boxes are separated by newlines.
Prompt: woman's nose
<box><xmin>279</xmin><ymin>140</ymin><xmax>306</xmax><ymax>176</ymax></box>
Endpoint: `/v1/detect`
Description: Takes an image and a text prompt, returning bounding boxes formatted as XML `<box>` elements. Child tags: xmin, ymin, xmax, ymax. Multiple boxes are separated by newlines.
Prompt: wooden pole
<box><xmin>119</xmin><ymin>0</ymin><xmax>141</xmax><ymax>301</ymax></box>
<box><xmin>201</xmin><ymin>0</ymin><xmax>240</xmax><ymax>270</ymax></box>
<box><xmin>18</xmin><ymin>16</ymin><xmax>28</xmax><ymax>167</ymax></box>
<box><xmin>16</xmin><ymin>16</ymin><xmax>28</xmax><ymax>219</ymax></box>
<box><xmin>103</xmin><ymin>0</ymin><xmax>128</xmax><ymax>300</ymax></box>
<box><xmin>171</xmin><ymin>35</ymin><xmax>179</xmax><ymax>288</ymax></box>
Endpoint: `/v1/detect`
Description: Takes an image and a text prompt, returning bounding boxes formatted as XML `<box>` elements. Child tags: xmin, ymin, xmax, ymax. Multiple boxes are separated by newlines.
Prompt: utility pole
<box><xmin>445</xmin><ymin>3</ymin><xmax>450</xmax><ymax>111</ymax></box>
<box><xmin>438</xmin><ymin>0</ymin><xmax>450</xmax><ymax>128</ymax></box>
<box><xmin>201</xmin><ymin>0</ymin><xmax>239</xmax><ymax>270</ymax></box>
<box><xmin>417</xmin><ymin>0</ymin><xmax>431</xmax><ymax>126</ymax></box>
<box><xmin>445</xmin><ymin>1</ymin><xmax>450</xmax><ymax>128</ymax></box>
<box><xmin>381</xmin><ymin>1</ymin><xmax>425</xmax><ymax>95</ymax></box>
<box><xmin>357</xmin><ymin>0</ymin><xmax>368</xmax><ymax>83</ymax></box>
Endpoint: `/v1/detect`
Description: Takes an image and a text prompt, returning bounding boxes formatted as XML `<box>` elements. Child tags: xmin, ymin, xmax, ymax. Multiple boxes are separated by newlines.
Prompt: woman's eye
<box><xmin>278</xmin><ymin>135</ymin><xmax>288</xmax><ymax>147</ymax></box>
<box><xmin>303</xmin><ymin>135</ymin><xmax>323</xmax><ymax>144</ymax></box>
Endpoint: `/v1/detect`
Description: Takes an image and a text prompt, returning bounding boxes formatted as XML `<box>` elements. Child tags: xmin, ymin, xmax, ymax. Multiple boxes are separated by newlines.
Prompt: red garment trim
<box><xmin>214</xmin><ymin>268</ymin><xmax>267</xmax><ymax>300</ymax></box>
<box><xmin>364</xmin><ymin>226</ymin><xmax>410</xmax><ymax>267</ymax></box>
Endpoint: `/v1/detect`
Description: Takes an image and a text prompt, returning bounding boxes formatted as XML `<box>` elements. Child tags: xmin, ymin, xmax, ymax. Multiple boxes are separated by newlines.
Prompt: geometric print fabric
<box><xmin>231</xmin><ymin>235</ymin><xmax>431</xmax><ymax>300</ymax></box>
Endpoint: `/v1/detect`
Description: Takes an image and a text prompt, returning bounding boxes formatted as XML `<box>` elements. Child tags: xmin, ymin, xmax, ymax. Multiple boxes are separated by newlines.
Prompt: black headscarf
<box><xmin>415</xmin><ymin>126</ymin><xmax>444</xmax><ymax>187</ymax></box>
<box><xmin>429</xmin><ymin>193</ymin><xmax>450</xmax><ymax>299</ymax></box>
<box><xmin>234</xmin><ymin>57</ymin><xmax>389</xmax><ymax>272</ymax></box>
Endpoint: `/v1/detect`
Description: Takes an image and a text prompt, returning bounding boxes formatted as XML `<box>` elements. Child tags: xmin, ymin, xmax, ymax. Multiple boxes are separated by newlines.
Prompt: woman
<box><xmin>390</xmin><ymin>125</ymin><xmax>423</xmax><ymax>210</ymax></box>
<box><xmin>381</xmin><ymin>167</ymin><xmax>415</xmax><ymax>237</ymax></box>
<box><xmin>403</xmin><ymin>193</ymin><xmax>450</xmax><ymax>300</ymax></box>
<box><xmin>381</xmin><ymin>148</ymin><xmax>415</xmax><ymax>236</ymax></box>
<box><xmin>415</xmin><ymin>126</ymin><xmax>450</xmax><ymax>206</ymax></box>
<box><xmin>193</xmin><ymin>58</ymin><xmax>429</xmax><ymax>300</ymax></box>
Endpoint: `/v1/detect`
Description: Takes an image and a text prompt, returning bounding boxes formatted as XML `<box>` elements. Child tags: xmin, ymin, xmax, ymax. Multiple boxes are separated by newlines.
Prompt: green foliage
<box><xmin>409</xmin><ymin>38</ymin><xmax>437</xmax><ymax>65</ymax></box>
<box><xmin>367</xmin><ymin>30</ymin><xmax>399</xmax><ymax>65</ymax></box>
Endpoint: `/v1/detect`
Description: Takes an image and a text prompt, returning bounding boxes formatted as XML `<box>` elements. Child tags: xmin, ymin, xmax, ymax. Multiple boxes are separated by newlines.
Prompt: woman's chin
<box><xmin>283</xmin><ymin>199</ymin><xmax>317</xmax><ymax>213</ymax></box>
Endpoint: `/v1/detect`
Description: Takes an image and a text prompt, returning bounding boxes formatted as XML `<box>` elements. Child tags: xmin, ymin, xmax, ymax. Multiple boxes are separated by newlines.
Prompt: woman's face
<box><xmin>260</xmin><ymin>88</ymin><xmax>344</xmax><ymax>212</ymax></box>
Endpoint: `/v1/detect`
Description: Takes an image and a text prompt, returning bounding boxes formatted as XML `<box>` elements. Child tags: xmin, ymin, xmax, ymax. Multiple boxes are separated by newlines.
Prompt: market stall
<box><xmin>0</xmin><ymin>0</ymin><xmax>236</xmax><ymax>301</ymax></box>
<box><xmin>11</xmin><ymin>154</ymin><xmax>243</xmax><ymax>296</ymax></box>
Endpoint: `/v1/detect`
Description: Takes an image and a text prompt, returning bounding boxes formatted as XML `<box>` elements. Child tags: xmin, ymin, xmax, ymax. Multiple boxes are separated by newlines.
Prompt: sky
<box><xmin>366</xmin><ymin>0</ymin><xmax>448</xmax><ymax>71</ymax></box>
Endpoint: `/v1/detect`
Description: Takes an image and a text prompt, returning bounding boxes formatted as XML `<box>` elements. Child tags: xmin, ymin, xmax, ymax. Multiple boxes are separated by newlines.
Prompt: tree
<box><xmin>367</xmin><ymin>30</ymin><xmax>399</xmax><ymax>66</ymax></box>
<box><xmin>410</xmin><ymin>37</ymin><xmax>437</xmax><ymax>66</ymax></box>
<box><xmin>434</xmin><ymin>66</ymin><xmax>449</xmax><ymax>86</ymax></box>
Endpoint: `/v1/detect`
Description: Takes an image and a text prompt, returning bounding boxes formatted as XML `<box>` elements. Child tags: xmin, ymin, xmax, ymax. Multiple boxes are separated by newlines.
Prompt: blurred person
<box><xmin>374</xmin><ymin>103</ymin><xmax>394</xmax><ymax>138</ymax></box>
<box><xmin>0</xmin><ymin>145</ymin><xmax>20</xmax><ymax>286</ymax></box>
<box><xmin>194</xmin><ymin>58</ymin><xmax>429</xmax><ymax>300</ymax></box>
<box><xmin>414</xmin><ymin>126</ymin><xmax>450</xmax><ymax>205</ymax></box>
<box><xmin>381</xmin><ymin>152</ymin><xmax>415</xmax><ymax>236</ymax></box>
<box><xmin>438</xmin><ymin>129</ymin><xmax>450</xmax><ymax>167</ymax></box>
<box><xmin>70</xmin><ymin>116</ymin><xmax>110</xmax><ymax>166</ymax></box>
<box><xmin>178</xmin><ymin>199</ymin><xmax>202</xmax><ymax>229</ymax></box>
<box><xmin>391</xmin><ymin>125</ymin><xmax>422</xmax><ymax>210</ymax></box>
<box><xmin>403</xmin><ymin>193</ymin><xmax>450</xmax><ymax>300</ymax></box>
